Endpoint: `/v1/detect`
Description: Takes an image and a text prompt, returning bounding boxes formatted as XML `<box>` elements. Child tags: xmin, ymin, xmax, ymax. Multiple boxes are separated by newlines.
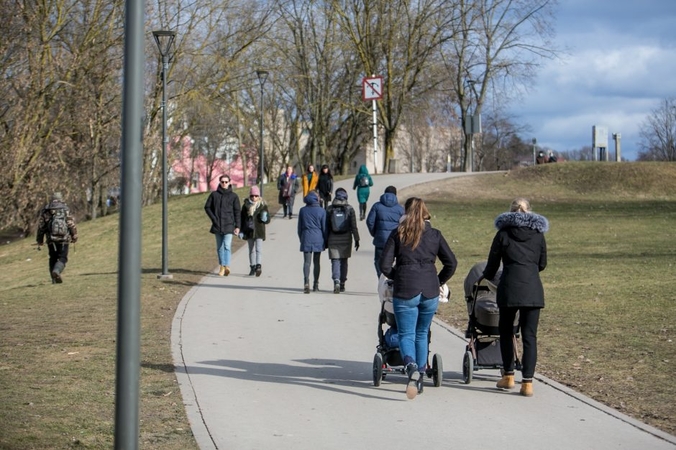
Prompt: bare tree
<box><xmin>638</xmin><ymin>97</ymin><xmax>676</xmax><ymax>161</ymax></box>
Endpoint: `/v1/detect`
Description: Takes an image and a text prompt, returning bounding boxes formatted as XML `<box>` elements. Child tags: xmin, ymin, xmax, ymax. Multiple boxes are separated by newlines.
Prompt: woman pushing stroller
<box><xmin>482</xmin><ymin>198</ymin><xmax>548</xmax><ymax>397</ymax></box>
<box><xmin>379</xmin><ymin>197</ymin><xmax>457</xmax><ymax>399</ymax></box>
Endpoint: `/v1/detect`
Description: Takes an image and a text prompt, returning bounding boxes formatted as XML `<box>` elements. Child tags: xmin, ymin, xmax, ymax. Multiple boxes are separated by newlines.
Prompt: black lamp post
<box><xmin>256</xmin><ymin>69</ymin><xmax>268</xmax><ymax>196</ymax></box>
<box><xmin>153</xmin><ymin>30</ymin><xmax>176</xmax><ymax>280</ymax></box>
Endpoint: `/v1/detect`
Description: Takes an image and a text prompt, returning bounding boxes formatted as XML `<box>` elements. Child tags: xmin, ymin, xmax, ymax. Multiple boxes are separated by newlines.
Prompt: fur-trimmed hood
<box><xmin>495</xmin><ymin>212</ymin><xmax>549</xmax><ymax>233</ymax></box>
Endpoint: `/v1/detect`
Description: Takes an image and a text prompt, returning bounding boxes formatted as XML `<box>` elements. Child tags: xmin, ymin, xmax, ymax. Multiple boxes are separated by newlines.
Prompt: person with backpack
<box><xmin>297</xmin><ymin>191</ymin><xmax>327</xmax><ymax>293</ymax></box>
<box><xmin>316</xmin><ymin>164</ymin><xmax>333</xmax><ymax>210</ymax></box>
<box><xmin>326</xmin><ymin>188</ymin><xmax>360</xmax><ymax>293</ymax></box>
<box><xmin>240</xmin><ymin>186</ymin><xmax>270</xmax><ymax>277</ymax></box>
<box><xmin>366</xmin><ymin>185</ymin><xmax>405</xmax><ymax>277</ymax></box>
<box><xmin>352</xmin><ymin>164</ymin><xmax>373</xmax><ymax>220</ymax></box>
<box><xmin>35</xmin><ymin>192</ymin><xmax>79</xmax><ymax>284</ymax></box>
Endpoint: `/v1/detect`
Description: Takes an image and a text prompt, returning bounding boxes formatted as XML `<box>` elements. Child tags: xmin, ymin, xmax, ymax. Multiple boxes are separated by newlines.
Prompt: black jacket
<box><xmin>380</xmin><ymin>221</ymin><xmax>457</xmax><ymax>299</ymax></box>
<box><xmin>204</xmin><ymin>185</ymin><xmax>241</xmax><ymax>235</ymax></box>
<box><xmin>483</xmin><ymin>212</ymin><xmax>548</xmax><ymax>308</ymax></box>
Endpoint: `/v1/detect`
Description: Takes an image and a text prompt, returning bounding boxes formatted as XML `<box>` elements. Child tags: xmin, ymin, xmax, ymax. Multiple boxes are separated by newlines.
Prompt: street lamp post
<box><xmin>153</xmin><ymin>30</ymin><xmax>176</xmax><ymax>280</ymax></box>
<box><xmin>256</xmin><ymin>70</ymin><xmax>268</xmax><ymax>196</ymax></box>
<box><xmin>464</xmin><ymin>79</ymin><xmax>477</xmax><ymax>172</ymax></box>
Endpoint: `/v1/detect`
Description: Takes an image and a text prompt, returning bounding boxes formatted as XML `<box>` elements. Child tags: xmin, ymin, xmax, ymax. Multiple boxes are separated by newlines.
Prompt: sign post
<box><xmin>362</xmin><ymin>76</ymin><xmax>383</xmax><ymax>174</ymax></box>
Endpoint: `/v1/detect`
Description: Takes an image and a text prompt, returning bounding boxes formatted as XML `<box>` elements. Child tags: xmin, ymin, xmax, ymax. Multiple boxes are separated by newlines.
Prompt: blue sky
<box><xmin>510</xmin><ymin>0</ymin><xmax>676</xmax><ymax>160</ymax></box>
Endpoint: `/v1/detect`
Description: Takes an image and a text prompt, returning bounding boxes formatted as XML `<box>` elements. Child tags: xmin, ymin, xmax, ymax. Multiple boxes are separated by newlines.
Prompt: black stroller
<box><xmin>462</xmin><ymin>262</ymin><xmax>521</xmax><ymax>384</ymax></box>
<box><xmin>372</xmin><ymin>277</ymin><xmax>443</xmax><ymax>389</ymax></box>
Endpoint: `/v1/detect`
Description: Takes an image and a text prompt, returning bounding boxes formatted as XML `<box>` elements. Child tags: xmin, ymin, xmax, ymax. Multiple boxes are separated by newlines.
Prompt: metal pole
<box><xmin>160</xmin><ymin>54</ymin><xmax>171</xmax><ymax>279</ymax></box>
<box><xmin>532</xmin><ymin>138</ymin><xmax>537</xmax><ymax>165</ymax></box>
<box><xmin>372</xmin><ymin>99</ymin><xmax>378</xmax><ymax>174</ymax></box>
<box><xmin>259</xmin><ymin>82</ymin><xmax>264</xmax><ymax>196</ymax></box>
<box><xmin>115</xmin><ymin>0</ymin><xmax>144</xmax><ymax>446</ymax></box>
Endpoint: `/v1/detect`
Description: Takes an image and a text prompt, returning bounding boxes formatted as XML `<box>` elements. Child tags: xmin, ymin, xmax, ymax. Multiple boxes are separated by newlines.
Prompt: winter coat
<box><xmin>240</xmin><ymin>198</ymin><xmax>270</xmax><ymax>240</ymax></box>
<box><xmin>297</xmin><ymin>194</ymin><xmax>327</xmax><ymax>252</ymax></box>
<box><xmin>204</xmin><ymin>185</ymin><xmax>241</xmax><ymax>235</ymax></box>
<box><xmin>366</xmin><ymin>192</ymin><xmax>405</xmax><ymax>248</ymax></box>
<box><xmin>277</xmin><ymin>173</ymin><xmax>300</xmax><ymax>205</ymax></box>
<box><xmin>353</xmin><ymin>164</ymin><xmax>373</xmax><ymax>204</ymax></box>
<box><xmin>482</xmin><ymin>212</ymin><xmax>548</xmax><ymax>308</ymax></box>
<box><xmin>380</xmin><ymin>221</ymin><xmax>457</xmax><ymax>299</ymax></box>
<box><xmin>317</xmin><ymin>173</ymin><xmax>333</xmax><ymax>204</ymax></box>
<box><xmin>301</xmin><ymin>172</ymin><xmax>318</xmax><ymax>197</ymax></box>
<box><xmin>326</xmin><ymin>199</ymin><xmax>360</xmax><ymax>259</ymax></box>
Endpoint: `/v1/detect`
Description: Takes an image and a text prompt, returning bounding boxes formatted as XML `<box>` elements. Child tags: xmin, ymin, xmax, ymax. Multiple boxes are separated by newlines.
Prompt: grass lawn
<box><xmin>0</xmin><ymin>162</ymin><xmax>674</xmax><ymax>448</ymax></box>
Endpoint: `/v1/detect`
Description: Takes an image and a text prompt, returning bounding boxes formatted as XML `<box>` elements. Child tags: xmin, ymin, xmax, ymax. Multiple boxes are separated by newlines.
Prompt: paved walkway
<box><xmin>172</xmin><ymin>173</ymin><xmax>676</xmax><ymax>450</ymax></box>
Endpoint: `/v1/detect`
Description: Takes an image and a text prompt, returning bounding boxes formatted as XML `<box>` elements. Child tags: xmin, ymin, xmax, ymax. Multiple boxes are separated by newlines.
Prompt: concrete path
<box><xmin>172</xmin><ymin>173</ymin><xmax>676</xmax><ymax>450</ymax></box>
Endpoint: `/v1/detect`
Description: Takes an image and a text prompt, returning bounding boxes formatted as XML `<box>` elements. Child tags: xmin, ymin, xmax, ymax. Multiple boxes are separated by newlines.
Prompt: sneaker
<box><xmin>333</xmin><ymin>281</ymin><xmax>340</xmax><ymax>294</ymax></box>
<box><xmin>405</xmin><ymin>363</ymin><xmax>420</xmax><ymax>399</ymax></box>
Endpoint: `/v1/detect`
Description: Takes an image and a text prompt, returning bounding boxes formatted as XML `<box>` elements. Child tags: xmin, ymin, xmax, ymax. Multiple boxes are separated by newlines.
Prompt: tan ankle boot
<box><xmin>496</xmin><ymin>374</ymin><xmax>515</xmax><ymax>389</ymax></box>
<box><xmin>218</xmin><ymin>265</ymin><xmax>226</xmax><ymax>276</ymax></box>
<box><xmin>520</xmin><ymin>381</ymin><xmax>533</xmax><ymax>397</ymax></box>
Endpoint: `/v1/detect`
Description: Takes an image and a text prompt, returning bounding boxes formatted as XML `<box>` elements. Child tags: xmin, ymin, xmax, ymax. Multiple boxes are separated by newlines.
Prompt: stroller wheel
<box><xmin>432</xmin><ymin>354</ymin><xmax>443</xmax><ymax>387</ymax></box>
<box><xmin>462</xmin><ymin>351</ymin><xmax>473</xmax><ymax>384</ymax></box>
<box><xmin>372</xmin><ymin>353</ymin><xmax>384</xmax><ymax>387</ymax></box>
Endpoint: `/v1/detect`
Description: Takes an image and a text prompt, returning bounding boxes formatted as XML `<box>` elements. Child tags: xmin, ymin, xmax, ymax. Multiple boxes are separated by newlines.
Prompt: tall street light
<box><xmin>153</xmin><ymin>30</ymin><xmax>176</xmax><ymax>280</ymax></box>
<box><xmin>256</xmin><ymin>70</ymin><xmax>268</xmax><ymax>196</ymax></box>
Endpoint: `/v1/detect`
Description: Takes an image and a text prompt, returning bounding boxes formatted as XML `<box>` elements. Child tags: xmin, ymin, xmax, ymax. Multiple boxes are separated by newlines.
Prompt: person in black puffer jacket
<box><xmin>204</xmin><ymin>175</ymin><xmax>241</xmax><ymax>276</ymax></box>
<box><xmin>482</xmin><ymin>197</ymin><xmax>548</xmax><ymax>397</ymax></box>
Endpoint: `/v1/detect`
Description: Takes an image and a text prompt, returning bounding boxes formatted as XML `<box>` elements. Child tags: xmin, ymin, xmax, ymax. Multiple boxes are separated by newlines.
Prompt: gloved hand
<box><xmin>354</xmin><ymin>240</ymin><xmax>359</xmax><ymax>251</ymax></box>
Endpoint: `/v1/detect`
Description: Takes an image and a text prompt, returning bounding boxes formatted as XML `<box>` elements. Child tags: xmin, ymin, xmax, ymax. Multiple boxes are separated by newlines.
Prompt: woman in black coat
<box><xmin>482</xmin><ymin>197</ymin><xmax>548</xmax><ymax>397</ymax></box>
<box><xmin>380</xmin><ymin>197</ymin><xmax>457</xmax><ymax>399</ymax></box>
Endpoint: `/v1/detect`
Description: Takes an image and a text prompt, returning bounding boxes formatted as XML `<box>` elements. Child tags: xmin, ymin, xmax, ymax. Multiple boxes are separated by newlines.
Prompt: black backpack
<box><xmin>330</xmin><ymin>206</ymin><xmax>350</xmax><ymax>233</ymax></box>
<box><xmin>48</xmin><ymin>207</ymin><xmax>70</xmax><ymax>242</ymax></box>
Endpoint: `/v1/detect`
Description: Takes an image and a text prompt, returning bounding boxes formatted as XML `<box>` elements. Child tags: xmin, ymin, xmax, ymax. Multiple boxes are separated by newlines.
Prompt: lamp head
<box><xmin>152</xmin><ymin>30</ymin><xmax>176</xmax><ymax>57</ymax></box>
<box><xmin>256</xmin><ymin>69</ymin><xmax>269</xmax><ymax>85</ymax></box>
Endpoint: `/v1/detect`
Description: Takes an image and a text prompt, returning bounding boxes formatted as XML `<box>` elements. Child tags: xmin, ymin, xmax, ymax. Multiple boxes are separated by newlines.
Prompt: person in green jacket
<box><xmin>352</xmin><ymin>164</ymin><xmax>373</xmax><ymax>220</ymax></box>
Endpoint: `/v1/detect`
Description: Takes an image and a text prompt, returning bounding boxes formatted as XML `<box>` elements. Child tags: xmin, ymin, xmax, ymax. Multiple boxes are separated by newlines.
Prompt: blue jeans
<box><xmin>215</xmin><ymin>233</ymin><xmax>233</xmax><ymax>266</ymax></box>
<box><xmin>393</xmin><ymin>293</ymin><xmax>439</xmax><ymax>370</ymax></box>
<box><xmin>331</xmin><ymin>258</ymin><xmax>348</xmax><ymax>282</ymax></box>
<box><xmin>248</xmin><ymin>238</ymin><xmax>263</xmax><ymax>265</ymax></box>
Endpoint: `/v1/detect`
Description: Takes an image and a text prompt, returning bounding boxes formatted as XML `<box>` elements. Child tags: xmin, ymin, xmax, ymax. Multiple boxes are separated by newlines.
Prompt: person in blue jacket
<box><xmin>353</xmin><ymin>164</ymin><xmax>373</xmax><ymax>220</ymax></box>
<box><xmin>366</xmin><ymin>185</ymin><xmax>404</xmax><ymax>277</ymax></box>
<box><xmin>297</xmin><ymin>191</ymin><xmax>327</xmax><ymax>293</ymax></box>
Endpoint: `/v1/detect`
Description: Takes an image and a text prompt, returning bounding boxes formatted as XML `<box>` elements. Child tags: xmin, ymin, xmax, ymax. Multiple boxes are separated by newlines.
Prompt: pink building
<box><xmin>170</xmin><ymin>137</ymin><xmax>259</xmax><ymax>193</ymax></box>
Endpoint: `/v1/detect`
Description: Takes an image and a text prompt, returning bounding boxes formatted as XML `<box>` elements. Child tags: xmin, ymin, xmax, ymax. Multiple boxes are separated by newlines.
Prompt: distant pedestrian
<box><xmin>36</xmin><ymin>192</ymin><xmax>78</xmax><ymax>284</ymax></box>
<box><xmin>297</xmin><ymin>191</ymin><xmax>327</xmax><ymax>293</ymax></box>
<box><xmin>326</xmin><ymin>188</ymin><xmax>360</xmax><ymax>293</ymax></box>
<box><xmin>277</xmin><ymin>165</ymin><xmax>300</xmax><ymax>219</ymax></box>
<box><xmin>204</xmin><ymin>175</ymin><xmax>241</xmax><ymax>276</ymax></box>
<box><xmin>316</xmin><ymin>164</ymin><xmax>333</xmax><ymax>210</ymax></box>
<box><xmin>240</xmin><ymin>185</ymin><xmax>270</xmax><ymax>277</ymax></box>
<box><xmin>380</xmin><ymin>197</ymin><xmax>457</xmax><ymax>399</ymax></box>
<box><xmin>536</xmin><ymin>151</ymin><xmax>547</xmax><ymax>165</ymax></box>
<box><xmin>366</xmin><ymin>185</ymin><xmax>404</xmax><ymax>277</ymax></box>
<box><xmin>301</xmin><ymin>164</ymin><xmax>318</xmax><ymax>197</ymax></box>
<box><xmin>546</xmin><ymin>151</ymin><xmax>558</xmax><ymax>163</ymax></box>
<box><xmin>353</xmin><ymin>164</ymin><xmax>373</xmax><ymax>220</ymax></box>
<box><xmin>482</xmin><ymin>197</ymin><xmax>548</xmax><ymax>397</ymax></box>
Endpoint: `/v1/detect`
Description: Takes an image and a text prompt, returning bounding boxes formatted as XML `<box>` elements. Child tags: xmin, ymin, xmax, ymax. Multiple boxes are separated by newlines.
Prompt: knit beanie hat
<box><xmin>385</xmin><ymin>186</ymin><xmax>397</xmax><ymax>195</ymax></box>
<box><xmin>249</xmin><ymin>185</ymin><xmax>261</xmax><ymax>196</ymax></box>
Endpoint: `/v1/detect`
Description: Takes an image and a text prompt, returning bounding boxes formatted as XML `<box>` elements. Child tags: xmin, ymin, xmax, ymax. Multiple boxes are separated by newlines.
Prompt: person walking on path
<box><xmin>277</xmin><ymin>165</ymin><xmax>300</xmax><ymax>219</ymax></box>
<box><xmin>325</xmin><ymin>188</ymin><xmax>360</xmax><ymax>293</ymax></box>
<box><xmin>380</xmin><ymin>197</ymin><xmax>457</xmax><ymax>399</ymax></box>
<box><xmin>36</xmin><ymin>192</ymin><xmax>78</xmax><ymax>284</ymax></box>
<box><xmin>316</xmin><ymin>164</ymin><xmax>333</xmax><ymax>210</ymax></box>
<box><xmin>366</xmin><ymin>185</ymin><xmax>404</xmax><ymax>277</ymax></box>
<box><xmin>297</xmin><ymin>191</ymin><xmax>327</xmax><ymax>293</ymax></box>
<box><xmin>301</xmin><ymin>164</ymin><xmax>318</xmax><ymax>198</ymax></box>
<box><xmin>482</xmin><ymin>197</ymin><xmax>548</xmax><ymax>397</ymax></box>
<box><xmin>204</xmin><ymin>175</ymin><xmax>241</xmax><ymax>276</ymax></box>
<box><xmin>353</xmin><ymin>164</ymin><xmax>373</xmax><ymax>221</ymax></box>
<box><xmin>240</xmin><ymin>185</ymin><xmax>270</xmax><ymax>277</ymax></box>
